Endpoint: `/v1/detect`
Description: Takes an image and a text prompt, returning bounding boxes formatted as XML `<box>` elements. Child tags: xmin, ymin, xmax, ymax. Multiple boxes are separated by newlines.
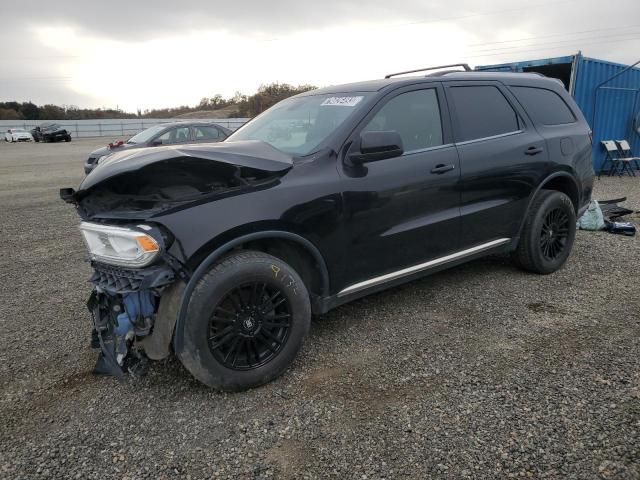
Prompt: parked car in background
<box><xmin>84</xmin><ymin>121</ymin><xmax>232</xmax><ymax>174</ymax></box>
<box><xmin>62</xmin><ymin>66</ymin><xmax>593</xmax><ymax>391</ymax></box>
<box><xmin>4</xmin><ymin>128</ymin><xmax>34</xmax><ymax>142</ymax></box>
<box><xmin>31</xmin><ymin>123</ymin><xmax>72</xmax><ymax>143</ymax></box>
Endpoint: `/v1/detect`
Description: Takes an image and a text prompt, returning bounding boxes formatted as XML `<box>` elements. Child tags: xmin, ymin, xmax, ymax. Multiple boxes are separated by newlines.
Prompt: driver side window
<box><xmin>156</xmin><ymin>126</ymin><xmax>190</xmax><ymax>144</ymax></box>
<box><xmin>363</xmin><ymin>89</ymin><xmax>443</xmax><ymax>152</ymax></box>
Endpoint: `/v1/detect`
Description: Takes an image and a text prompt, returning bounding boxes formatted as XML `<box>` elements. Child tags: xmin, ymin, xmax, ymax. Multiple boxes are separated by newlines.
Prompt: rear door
<box><xmin>340</xmin><ymin>84</ymin><xmax>461</xmax><ymax>286</ymax></box>
<box><xmin>192</xmin><ymin>125</ymin><xmax>227</xmax><ymax>143</ymax></box>
<box><xmin>445</xmin><ymin>81</ymin><xmax>549</xmax><ymax>247</ymax></box>
<box><xmin>509</xmin><ymin>85</ymin><xmax>593</xmax><ymax>205</ymax></box>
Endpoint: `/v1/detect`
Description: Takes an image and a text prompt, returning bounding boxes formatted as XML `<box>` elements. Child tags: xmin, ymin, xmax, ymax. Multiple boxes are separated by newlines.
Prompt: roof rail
<box><xmin>385</xmin><ymin>63</ymin><xmax>472</xmax><ymax>79</ymax></box>
<box><xmin>426</xmin><ymin>69</ymin><xmax>470</xmax><ymax>77</ymax></box>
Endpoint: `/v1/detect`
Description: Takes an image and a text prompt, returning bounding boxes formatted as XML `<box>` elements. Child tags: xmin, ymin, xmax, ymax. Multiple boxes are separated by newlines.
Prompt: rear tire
<box><xmin>512</xmin><ymin>190</ymin><xmax>576</xmax><ymax>274</ymax></box>
<box><xmin>177</xmin><ymin>250</ymin><xmax>311</xmax><ymax>391</ymax></box>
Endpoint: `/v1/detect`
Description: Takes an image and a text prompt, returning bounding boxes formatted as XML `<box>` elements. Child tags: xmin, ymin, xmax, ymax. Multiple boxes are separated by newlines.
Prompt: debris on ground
<box><xmin>578</xmin><ymin>197</ymin><xmax>636</xmax><ymax>236</ymax></box>
<box><xmin>577</xmin><ymin>200</ymin><xmax>606</xmax><ymax>230</ymax></box>
<box><xmin>599</xmin><ymin>197</ymin><xmax>635</xmax><ymax>220</ymax></box>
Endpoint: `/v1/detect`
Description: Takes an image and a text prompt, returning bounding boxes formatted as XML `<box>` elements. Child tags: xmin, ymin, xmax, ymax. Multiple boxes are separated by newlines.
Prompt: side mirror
<box><xmin>150</xmin><ymin>139</ymin><xmax>163</xmax><ymax>146</ymax></box>
<box><xmin>349</xmin><ymin>131</ymin><xmax>404</xmax><ymax>164</ymax></box>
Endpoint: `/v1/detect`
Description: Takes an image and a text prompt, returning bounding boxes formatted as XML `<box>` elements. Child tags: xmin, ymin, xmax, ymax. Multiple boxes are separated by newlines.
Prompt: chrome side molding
<box><xmin>337</xmin><ymin>238</ymin><xmax>511</xmax><ymax>297</ymax></box>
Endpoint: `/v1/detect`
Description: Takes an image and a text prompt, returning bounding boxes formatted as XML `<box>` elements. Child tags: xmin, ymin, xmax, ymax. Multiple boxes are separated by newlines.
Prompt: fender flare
<box><xmin>518</xmin><ymin>171</ymin><xmax>580</xmax><ymax>236</ymax></box>
<box><xmin>172</xmin><ymin>230</ymin><xmax>330</xmax><ymax>355</ymax></box>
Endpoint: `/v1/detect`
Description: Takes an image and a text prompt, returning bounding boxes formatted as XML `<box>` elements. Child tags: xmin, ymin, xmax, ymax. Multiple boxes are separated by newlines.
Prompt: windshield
<box><xmin>42</xmin><ymin>124</ymin><xmax>61</xmax><ymax>131</ymax></box>
<box><xmin>227</xmin><ymin>93</ymin><xmax>371</xmax><ymax>155</ymax></box>
<box><xmin>127</xmin><ymin>124</ymin><xmax>168</xmax><ymax>144</ymax></box>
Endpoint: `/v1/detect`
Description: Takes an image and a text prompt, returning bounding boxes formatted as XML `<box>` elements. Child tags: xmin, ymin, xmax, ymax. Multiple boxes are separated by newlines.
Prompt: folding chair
<box><xmin>615</xmin><ymin>140</ymin><xmax>640</xmax><ymax>173</ymax></box>
<box><xmin>599</xmin><ymin>141</ymin><xmax>622</xmax><ymax>177</ymax></box>
<box><xmin>599</xmin><ymin>140</ymin><xmax>635</xmax><ymax>178</ymax></box>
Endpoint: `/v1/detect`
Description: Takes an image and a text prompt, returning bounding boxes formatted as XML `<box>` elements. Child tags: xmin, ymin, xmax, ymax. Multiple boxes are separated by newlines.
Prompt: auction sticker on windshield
<box><xmin>320</xmin><ymin>96</ymin><xmax>363</xmax><ymax>107</ymax></box>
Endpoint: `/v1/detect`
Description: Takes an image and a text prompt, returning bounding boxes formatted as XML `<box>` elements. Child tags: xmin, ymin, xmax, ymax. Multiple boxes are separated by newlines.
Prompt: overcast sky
<box><xmin>2</xmin><ymin>0</ymin><xmax>639</xmax><ymax>112</ymax></box>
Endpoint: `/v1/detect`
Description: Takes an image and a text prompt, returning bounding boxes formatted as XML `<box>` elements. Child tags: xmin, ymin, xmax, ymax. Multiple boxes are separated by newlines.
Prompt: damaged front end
<box><xmin>81</xmin><ymin>222</ymin><xmax>182</xmax><ymax>377</ymax></box>
<box><xmin>62</xmin><ymin>141</ymin><xmax>292</xmax><ymax>378</ymax></box>
<box><xmin>88</xmin><ymin>285</ymin><xmax>159</xmax><ymax>376</ymax></box>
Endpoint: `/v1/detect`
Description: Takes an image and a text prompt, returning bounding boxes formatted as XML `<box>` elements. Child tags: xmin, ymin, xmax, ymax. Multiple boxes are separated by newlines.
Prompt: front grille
<box><xmin>91</xmin><ymin>262</ymin><xmax>175</xmax><ymax>293</ymax></box>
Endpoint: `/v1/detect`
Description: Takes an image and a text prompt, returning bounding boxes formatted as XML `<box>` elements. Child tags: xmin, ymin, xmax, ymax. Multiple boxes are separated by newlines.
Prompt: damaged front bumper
<box><xmin>62</xmin><ymin>140</ymin><xmax>293</xmax><ymax>378</ymax></box>
<box><xmin>87</xmin><ymin>261</ymin><xmax>182</xmax><ymax>377</ymax></box>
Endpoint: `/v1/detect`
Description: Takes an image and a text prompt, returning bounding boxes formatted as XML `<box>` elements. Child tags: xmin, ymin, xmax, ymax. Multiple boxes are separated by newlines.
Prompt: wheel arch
<box><xmin>538</xmin><ymin>172</ymin><xmax>580</xmax><ymax>212</ymax></box>
<box><xmin>185</xmin><ymin>230</ymin><xmax>330</xmax><ymax>298</ymax></box>
<box><xmin>518</xmin><ymin>171</ymin><xmax>580</xmax><ymax>237</ymax></box>
<box><xmin>173</xmin><ymin>230</ymin><xmax>330</xmax><ymax>356</ymax></box>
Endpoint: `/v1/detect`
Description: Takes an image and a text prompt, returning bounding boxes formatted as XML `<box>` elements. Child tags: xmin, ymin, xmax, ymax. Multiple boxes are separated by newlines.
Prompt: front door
<box><xmin>339</xmin><ymin>85</ymin><xmax>461</xmax><ymax>291</ymax></box>
<box><xmin>155</xmin><ymin>125</ymin><xmax>192</xmax><ymax>145</ymax></box>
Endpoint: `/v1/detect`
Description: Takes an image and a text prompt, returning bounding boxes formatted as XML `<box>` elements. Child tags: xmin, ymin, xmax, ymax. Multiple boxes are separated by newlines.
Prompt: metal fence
<box><xmin>0</xmin><ymin>118</ymin><xmax>250</xmax><ymax>138</ymax></box>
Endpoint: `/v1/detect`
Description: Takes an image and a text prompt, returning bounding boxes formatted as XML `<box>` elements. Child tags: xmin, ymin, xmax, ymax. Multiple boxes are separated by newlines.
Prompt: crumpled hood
<box><xmin>79</xmin><ymin>140</ymin><xmax>293</xmax><ymax>192</ymax></box>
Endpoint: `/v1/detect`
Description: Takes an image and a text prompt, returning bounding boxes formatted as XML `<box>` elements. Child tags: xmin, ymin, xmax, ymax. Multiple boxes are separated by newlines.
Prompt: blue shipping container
<box><xmin>476</xmin><ymin>53</ymin><xmax>640</xmax><ymax>172</ymax></box>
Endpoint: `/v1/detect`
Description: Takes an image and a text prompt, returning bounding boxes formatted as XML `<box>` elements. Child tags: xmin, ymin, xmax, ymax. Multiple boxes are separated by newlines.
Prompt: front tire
<box><xmin>177</xmin><ymin>251</ymin><xmax>311</xmax><ymax>391</ymax></box>
<box><xmin>512</xmin><ymin>190</ymin><xmax>576</xmax><ymax>274</ymax></box>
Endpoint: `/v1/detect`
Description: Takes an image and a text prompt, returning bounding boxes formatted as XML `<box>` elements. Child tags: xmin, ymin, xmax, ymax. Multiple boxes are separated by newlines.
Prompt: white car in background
<box><xmin>4</xmin><ymin>128</ymin><xmax>34</xmax><ymax>142</ymax></box>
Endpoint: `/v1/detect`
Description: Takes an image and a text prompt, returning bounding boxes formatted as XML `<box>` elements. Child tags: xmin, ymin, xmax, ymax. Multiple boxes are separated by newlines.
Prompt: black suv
<box><xmin>62</xmin><ymin>66</ymin><xmax>593</xmax><ymax>391</ymax></box>
<box><xmin>31</xmin><ymin>123</ymin><xmax>72</xmax><ymax>142</ymax></box>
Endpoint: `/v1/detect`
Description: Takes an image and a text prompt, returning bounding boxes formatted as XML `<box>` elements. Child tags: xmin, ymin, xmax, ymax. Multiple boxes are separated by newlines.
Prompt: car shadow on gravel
<box><xmin>123</xmin><ymin>253</ymin><xmax>520</xmax><ymax>395</ymax></box>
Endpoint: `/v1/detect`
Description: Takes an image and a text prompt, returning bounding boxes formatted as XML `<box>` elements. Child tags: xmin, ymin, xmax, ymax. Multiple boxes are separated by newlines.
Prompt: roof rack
<box><xmin>385</xmin><ymin>63</ymin><xmax>472</xmax><ymax>79</ymax></box>
<box><xmin>426</xmin><ymin>69</ymin><xmax>470</xmax><ymax>77</ymax></box>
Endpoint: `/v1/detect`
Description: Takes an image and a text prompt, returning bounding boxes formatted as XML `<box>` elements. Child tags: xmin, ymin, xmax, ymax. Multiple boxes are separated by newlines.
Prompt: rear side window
<box><xmin>362</xmin><ymin>89</ymin><xmax>443</xmax><ymax>152</ymax></box>
<box><xmin>194</xmin><ymin>126</ymin><xmax>224</xmax><ymax>140</ymax></box>
<box><xmin>511</xmin><ymin>86</ymin><xmax>576</xmax><ymax>125</ymax></box>
<box><xmin>449</xmin><ymin>85</ymin><xmax>520</xmax><ymax>142</ymax></box>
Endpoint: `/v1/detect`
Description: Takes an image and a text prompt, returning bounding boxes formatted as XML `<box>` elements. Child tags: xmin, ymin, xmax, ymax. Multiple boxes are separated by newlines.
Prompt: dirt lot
<box><xmin>0</xmin><ymin>138</ymin><xmax>638</xmax><ymax>479</ymax></box>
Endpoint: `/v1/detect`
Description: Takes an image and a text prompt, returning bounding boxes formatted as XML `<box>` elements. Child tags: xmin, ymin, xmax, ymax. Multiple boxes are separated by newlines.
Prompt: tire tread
<box><xmin>181</xmin><ymin>249</ymin><xmax>310</xmax><ymax>391</ymax></box>
<box><xmin>513</xmin><ymin>189</ymin><xmax>576</xmax><ymax>274</ymax></box>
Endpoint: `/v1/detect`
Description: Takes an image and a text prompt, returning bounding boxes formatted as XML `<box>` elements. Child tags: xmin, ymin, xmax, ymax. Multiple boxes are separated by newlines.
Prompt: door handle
<box><xmin>525</xmin><ymin>146</ymin><xmax>544</xmax><ymax>155</ymax></box>
<box><xmin>430</xmin><ymin>164</ymin><xmax>455</xmax><ymax>174</ymax></box>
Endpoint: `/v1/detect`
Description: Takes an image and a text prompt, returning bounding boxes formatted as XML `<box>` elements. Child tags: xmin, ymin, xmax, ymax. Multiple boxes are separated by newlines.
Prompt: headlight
<box><xmin>79</xmin><ymin>222</ymin><xmax>160</xmax><ymax>267</ymax></box>
<box><xmin>96</xmin><ymin>155</ymin><xmax>108</xmax><ymax>165</ymax></box>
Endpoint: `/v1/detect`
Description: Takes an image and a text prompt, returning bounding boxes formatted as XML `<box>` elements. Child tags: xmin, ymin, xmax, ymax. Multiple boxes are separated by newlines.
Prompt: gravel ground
<box><xmin>0</xmin><ymin>138</ymin><xmax>639</xmax><ymax>479</ymax></box>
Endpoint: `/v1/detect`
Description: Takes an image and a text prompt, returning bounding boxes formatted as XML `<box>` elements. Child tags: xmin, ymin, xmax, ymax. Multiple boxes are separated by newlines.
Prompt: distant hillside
<box><xmin>175</xmin><ymin>106</ymin><xmax>240</xmax><ymax>119</ymax></box>
<box><xmin>0</xmin><ymin>83</ymin><xmax>317</xmax><ymax>120</ymax></box>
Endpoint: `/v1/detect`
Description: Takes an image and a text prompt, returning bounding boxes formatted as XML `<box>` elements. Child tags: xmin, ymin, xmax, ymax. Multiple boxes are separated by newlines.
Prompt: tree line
<box><xmin>0</xmin><ymin>83</ymin><xmax>317</xmax><ymax>121</ymax></box>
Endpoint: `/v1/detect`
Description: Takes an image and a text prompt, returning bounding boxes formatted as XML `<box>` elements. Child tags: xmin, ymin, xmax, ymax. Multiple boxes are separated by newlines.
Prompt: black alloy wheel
<box><xmin>512</xmin><ymin>189</ymin><xmax>576</xmax><ymax>274</ymax></box>
<box><xmin>176</xmin><ymin>250</ymin><xmax>311</xmax><ymax>391</ymax></box>
<box><xmin>539</xmin><ymin>208</ymin><xmax>570</xmax><ymax>260</ymax></box>
<box><xmin>208</xmin><ymin>282</ymin><xmax>292</xmax><ymax>370</ymax></box>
